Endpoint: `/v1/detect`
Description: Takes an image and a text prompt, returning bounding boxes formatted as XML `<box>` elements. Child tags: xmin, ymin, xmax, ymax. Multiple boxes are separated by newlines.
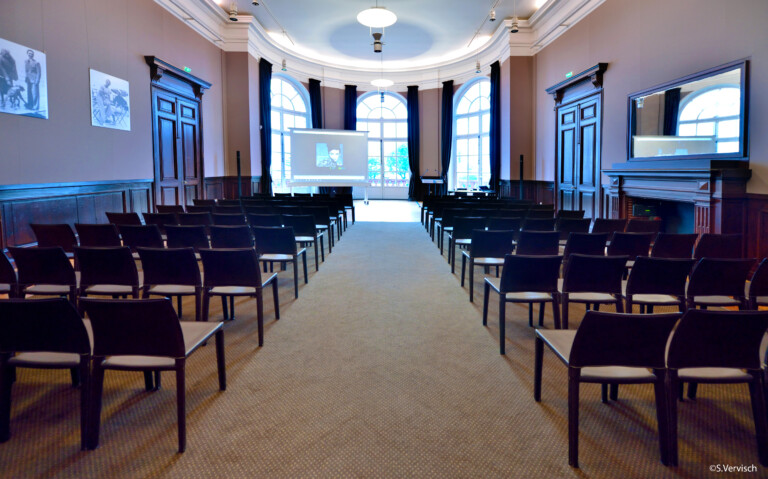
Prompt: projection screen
<box><xmin>287</xmin><ymin>128</ymin><xmax>370</xmax><ymax>187</ymax></box>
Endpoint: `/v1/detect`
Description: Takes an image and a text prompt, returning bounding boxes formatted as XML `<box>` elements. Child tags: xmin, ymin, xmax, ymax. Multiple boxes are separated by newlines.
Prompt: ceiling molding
<box><xmin>154</xmin><ymin>0</ymin><xmax>606</xmax><ymax>90</ymax></box>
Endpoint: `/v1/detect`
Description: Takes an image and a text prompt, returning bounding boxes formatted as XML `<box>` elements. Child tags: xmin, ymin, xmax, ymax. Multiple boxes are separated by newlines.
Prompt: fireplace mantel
<box><xmin>603</xmin><ymin>160</ymin><xmax>751</xmax><ymax>235</ymax></box>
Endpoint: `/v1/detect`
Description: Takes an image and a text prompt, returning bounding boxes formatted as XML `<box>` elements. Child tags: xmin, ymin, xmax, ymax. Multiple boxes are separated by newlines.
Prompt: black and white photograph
<box><xmin>89</xmin><ymin>69</ymin><xmax>130</xmax><ymax>131</ymax></box>
<box><xmin>0</xmin><ymin>37</ymin><xmax>47</xmax><ymax>119</ymax></box>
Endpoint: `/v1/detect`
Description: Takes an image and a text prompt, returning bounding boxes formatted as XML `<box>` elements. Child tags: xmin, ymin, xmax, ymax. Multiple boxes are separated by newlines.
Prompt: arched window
<box><xmin>356</xmin><ymin>92</ymin><xmax>409</xmax><ymax>198</ymax></box>
<box><xmin>677</xmin><ymin>86</ymin><xmax>740</xmax><ymax>153</ymax></box>
<box><xmin>451</xmin><ymin>78</ymin><xmax>491</xmax><ymax>190</ymax></box>
<box><xmin>270</xmin><ymin>75</ymin><xmax>310</xmax><ymax>193</ymax></box>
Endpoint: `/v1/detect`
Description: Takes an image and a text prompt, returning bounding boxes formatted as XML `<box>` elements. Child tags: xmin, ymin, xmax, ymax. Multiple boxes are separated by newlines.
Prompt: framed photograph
<box><xmin>89</xmin><ymin>69</ymin><xmax>130</xmax><ymax>131</ymax></box>
<box><xmin>0</xmin><ymin>37</ymin><xmax>48</xmax><ymax>119</ymax></box>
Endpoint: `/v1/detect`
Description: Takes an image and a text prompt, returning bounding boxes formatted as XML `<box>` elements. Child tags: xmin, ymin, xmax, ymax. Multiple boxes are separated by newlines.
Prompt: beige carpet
<box><xmin>1</xmin><ymin>221</ymin><xmax>764</xmax><ymax>478</ymax></box>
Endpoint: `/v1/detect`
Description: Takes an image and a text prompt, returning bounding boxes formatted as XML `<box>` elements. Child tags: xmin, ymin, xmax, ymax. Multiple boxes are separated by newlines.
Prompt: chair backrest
<box><xmin>136</xmin><ymin>247</ymin><xmax>201</xmax><ymax>287</ymax></box>
<box><xmin>625</xmin><ymin>257</ymin><xmax>695</xmax><ymax>296</ymax></box>
<box><xmin>440</xmin><ymin>208</ymin><xmax>470</xmax><ymax>228</ymax></box>
<box><xmin>452</xmin><ymin>216</ymin><xmax>487</xmax><ymax>240</ymax></box>
<box><xmin>526</xmin><ymin>209</ymin><xmax>555</xmax><ymax>219</ymax></box>
<box><xmin>569</xmin><ymin>311</ymin><xmax>681</xmax><ymax>368</ymax></box>
<box><xmin>516</xmin><ymin>231</ymin><xmax>560</xmax><ymax>255</ymax></box>
<box><xmin>749</xmin><ymin>258</ymin><xmax>768</xmax><ymax>298</ymax></box>
<box><xmin>30</xmin><ymin>223</ymin><xmax>78</xmax><ymax>252</ymax></box>
<box><xmin>214</xmin><ymin>205</ymin><xmax>243</xmax><ymax>215</ymax></box>
<box><xmin>177</xmin><ymin>212</ymin><xmax>213</xmax><ymax>226</ymax></box>
<box><xmin>212</xmin><ymin>213</ymin><xmax>247</xmax><ymax>226</ymax></box>
<box><xmin>470</xmin><ymin>230</ymin><xmax>515</xmax><ymax>258</ymax></box>
<box><xmin>275</xmin><ymin>205</ymin><xmax>303</xmax><ymax>217</ymax></box>
<box><xmin>245</xmin><ymin>206</ymin><xmax>276</xmax><ymax>216</ymax></box>
<box><xmin>186</xmin><ymin>205</ymin><xmax>214</xmax><ymax>214</ymax></box>
<box><xmin>80</xmin><ymin>298</ymin><xmax>185</xmax><ymax>358</ymax></box>
<box><xmin>607</xmin><ymin>232</ymin><xmax>654</xmax><ymax>258</ymax></box>
<box><xmin>667</xmin><ymin>309</ymin><xmax>768</xmax><ymax>370</ymax></box>
<box><xmin>521</xmin><ymin>217</ymin><xmax>556</xmax><ymax>232</ymax></box>
<box><xmin>486</xmin><ymin>216</ymin><xmax>522</xmax><ymax>232</ymax></box>
<box><xmin>591</xmin><ymin>218</ymin><xmax>627</xmax><ymax>235</ymax></box>
<box><xmin>75</xmin><ymin>223</ymin><xmax>122</xmax><ymax>247</ymax></box>
<box><xmin>0</xmin><ymin>252</ymin><xmax>17</xmax><ymax>291</ymax></box>
<box><xmin>556</xmin><ymin>218</ymin><xmax>592</xmax><ymax>240</ymax></box>
<box><xmin>199</xmin><ymin>248</ymin><xmax>263</xmax><ymax>288</ymax></box>
<box><xmin>498</xmin><ymin>255</ymin><xmax>562</xmax><ymax>293</ymax></box>
<box><xmin>209</xmin><ymin>225</ymin><xmax>254</xmax><ymax>248</ymax></box>
<box><xmin>117</xmin><ymin>224</ymin><xmax>164</xmax><ymax>250</ymax></box>
<box><xmin>192</xmin><ymin>199</ymin><xmax>216</xmax><ymax>206</ymax></box>
<box><xmin>562</xmin><ymin>254</ymin><xmax>628</xmax><ymax>294</ymax></box>
<box><xmin>247</xmin><ymin>213</ymin><xmax>283</xmax><ymax>227</ymax></box>
<box><xmin>562</xmin><ymin>233</ymin><xmax>609</xmax><ymax>260</ymax></box>
<box><xmin>499</xmin><ymin>208</ymin><xmax>529</xmax><ymax>218</ymax></box>
<box><xmin>625</xmin><ymin>218</ymin><xmax>661</xmax><ymax>234</ymax></box>
<box><xmin>253</xmin><ymin>226</ymin><xmax>298</xmax><ymax>255</ymax></box>
<box><xmin>156</xmin><ymin>204</ymin><xmax>185</xmax><ymax>214</ymax></box>
<box><xmin>105</xmin><ymin>212</ymin><xmax>142</xmax><ymax>226</ymax></box>
<box><xmin>143</xmin><ymin>212</ymin><xmax>178</xmax><ymax>234</ymax></box>
<box><xmin>556</xmin><ymin>210</ymin><xmax>585</xmax><ymax>219</ymax></box>
<box><xmin>8</xmin><ymin>246</ymin><xmax>76</xmax><ymax>286</ymax></box>
<box><xmin>165</xmin><ymin>225</ymin><xmax>210</xmax><ymax>251</ymax></box>
<box><xmin>0</xmin><ymin>298</ymin><xmax>90</xmax><ymax>355</ymax></box>
<box><xmin>530</xmin><ymin>204</ymin><xmax>555</xmax><ymax>211</ymax></box>
<box><xmin>75</xmin><ymin>246</ymin><xmax>139</xmax><ymax>288</ymax></box>
<box><xmin>216</xmin><ymin>199</ymin><xmax>242</xmax><ymax>207</ymax></box>
<box><xmin>303</xmin><ymin>206</ymin><xmax>332</xmax><ymax>227</ymax></box>
<box><xmin>650</xmin><ymin>233</ymin><xmax>697</xmax><ymax>258</ymax></box>
<box><xmin>694</xmin><ymin>233</ymin><xmax>742</xmax><ymax>259</ymax></box>
<box><xmin>687</xmin><ymin>258</ymin><xmax>754</xmax><ymax>298</ymax></box>
<box><xmin>282</xmin><ymin>214</ymin><xmax>317</xmax><ymax>237</ymax></box>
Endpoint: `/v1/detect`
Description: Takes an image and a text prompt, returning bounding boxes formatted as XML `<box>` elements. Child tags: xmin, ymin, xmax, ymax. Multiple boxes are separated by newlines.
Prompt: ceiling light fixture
<box><xmin>372</xmin><ymin>32</ymin><xmax>383</xmax><ymax>53</ymax></box>
<box><xmin>475</xmin><ymin>60</ymin><xmax>482</xmax><ymax>74</ymax></box>
<box><xmin>252</xmin><ymin>0</ymin><xmax>260</xmax><ymax>5</ymax></box>
<box><xmin>371</xmin><ymin>78</ymin><xmax>394</xmax><ymax>88</ymax></box>
<box><xmin>228</xmin><ymin>2</ymin><xmax>238</xmax><ymax>21</ymax></box>
<box><xmin>510</xmin><ymin>0</ymin><xmax>519</xmax><ymax>33</ymax></box>
<box><xmin>489</xmin><ymin>10</ymin><xmax>496</xmax><ymax>22</ymax></box>
<box><xmin>357</xmin><ymin>6</ymin><xmax>397</xmax><ymax>28</ymax></box>
<box><xmin>281</xmin><ymin>59</ymin><xmax>287</xmax><ymax>71</ymax></box>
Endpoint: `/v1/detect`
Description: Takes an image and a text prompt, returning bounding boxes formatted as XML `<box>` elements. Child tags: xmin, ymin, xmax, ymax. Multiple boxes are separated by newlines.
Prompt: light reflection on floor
<box><xmin>353</xmin><ymin>200</ymin><xmax>421</xmax><ymax>222</ymax></box>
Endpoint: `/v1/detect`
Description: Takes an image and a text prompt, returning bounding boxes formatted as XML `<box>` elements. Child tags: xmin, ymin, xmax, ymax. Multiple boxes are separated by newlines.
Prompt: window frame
<box><xmin>356</xmin><ymin>91</ymin><xmax>410</xmax><ymax>188</ymax></box>
<box><xmin>450</xmin><ymin>77</ymin><xmax>491</xmax><ymax>191</ymax></box>
<box><xmin>676</xmin><ymin>85</ymin><xmax>742</xmax><ymax>154</ymax></box>
<box><xmin>269</xmin><ymin>74</ymin><xmax>311</xmax><ymax>193</ymax></box>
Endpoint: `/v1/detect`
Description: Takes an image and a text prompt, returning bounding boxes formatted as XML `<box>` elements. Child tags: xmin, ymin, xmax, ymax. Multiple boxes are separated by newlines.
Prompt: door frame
<box><xmin>145</xmin><ymin>56</ymin><xmax>211</xmax><ymax>207</ymax></box>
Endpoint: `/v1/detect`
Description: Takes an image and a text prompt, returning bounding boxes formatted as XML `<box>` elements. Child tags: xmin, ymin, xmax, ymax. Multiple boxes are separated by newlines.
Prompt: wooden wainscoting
<box><xmin>499</xmin><ymin>180</ymin><xmax>555</xmax><ymax>205</ymax></box>
<box><xmin>746</xmin><ymin>193</ymin><xmax>768</xmax><ymax>259</ymax></box>
<box><xmin>203</xmin><ymin>176</ymin><xmax>260</xmax><ymax>200</ymax></box>
<box><xmin>0</xmin><ymin>179</ymin><xmax>152</xmax><ymax>249</ymax></box>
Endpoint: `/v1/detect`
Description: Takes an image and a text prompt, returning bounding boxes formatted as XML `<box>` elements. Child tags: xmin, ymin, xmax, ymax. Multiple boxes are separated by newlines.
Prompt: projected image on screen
<box><xmin>316</xmin><ymin>143</ymin><xmax>343</xmax><ymax>169</ymax></box>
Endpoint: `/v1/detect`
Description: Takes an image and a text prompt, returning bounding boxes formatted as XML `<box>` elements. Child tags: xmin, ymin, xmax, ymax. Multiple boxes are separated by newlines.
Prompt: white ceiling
<box><xmin>219</xmin><ymin>0</ymin><xmax>544</xmax><ymax>69</ymax></box>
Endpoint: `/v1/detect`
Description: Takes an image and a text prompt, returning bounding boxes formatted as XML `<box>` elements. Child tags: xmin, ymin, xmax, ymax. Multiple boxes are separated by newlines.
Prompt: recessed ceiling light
<box><xmin>535</xmin><ymin>0</ymin><xmax>548</xmax><ymax>7</ymax></box>
<box><xmin>371</xmin><ymin>79</ymin><xmax>394</xmax><ymax>88</ymax></box>
<box><xmin>357</xmin><ymin>7</ymin><xmax>397</xmax><ymax>28</ymax></box>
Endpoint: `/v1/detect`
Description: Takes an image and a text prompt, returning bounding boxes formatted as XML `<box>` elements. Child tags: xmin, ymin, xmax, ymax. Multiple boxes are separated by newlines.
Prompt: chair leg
<box><xmin>257</xmin><ymin>289</ymin><xmax>265</xmax><ymax>347</ymax></box>
<box><xmin>610</xmin><ymin>384</ymin><xmax>619</xmax><ymax>401</ymax></box>
<box><xmin>201</xmin><ymin>292</ymin><xmax>211</xmax><ymax>322</ymax></box>
<box><xmin>748</xmin><ymin>373</ymin><xmax>768</xmax><ymax>466</ymax></box>
<box><xmin>460</xmin><ymin>254</ymin><xmax>466</xmax><ymax>287</ymax></box>
<box><xmin>499</xmin><ymin>296</ymin><xmax>506</xmax><ymax>355</ymax></box>
<box><xmin>78</xmin><ymin>358</ymin><xmax>90</xmax><ymax>450</ymax></box>
<box><xmin>568</xmin><ymin>368</ymin><xmax>581</xmax><ymax>468</ymax></box>
<box><xmin>87</xmin><ymin>364</ymin><xmax>105</xmax><ymax>450</ymax></box>
<box><xmin>562</xmin><ymin>295</ymin><xmax>570</xmax><ymax>329</ymax></box>
<box><xmin>302</xmin><ymin>252</ymin><xmax>308</xmax><ymax>284</ymax></box>
<box><xmin>687</xmin><ymin>383</ymin><xmax>698</xmax><ymax>400</ymax></box>
<box><xmin>70</xmin><ymin>367</ymin><xmax>80</xmax><ymax>387</ymax></box>
<box><xmin>615</xmin><ymin>297</ymin><xmax>624</xmax><ymax>313</ymax></box>
<box><xmin>229</xmin><ymin>296</ymin><xmax>235</xmax><ymax>320</ymax></box>
<box><xmin>320</xmin><ymin>236</ymin><xmax>325</xmax><ymax>262</ymax></box>
<box><xmin>528</xmin><ymin>302</ymin><xmax>533</xmax><ymax>327</ymax></box>
<box><xmin>0</xmin><ymin>363</ymin><xmax>14</xmax><ymax>442</ymax></box>
<box><xmin>601</xmin><ymin>384</ymin><xmax>609</xmax><ymax>403</ymax></box>
<box><xmin>176</xmin><ymin>366</ymin><xmax>186</xmax><ymax>453</ymax></box>
<box><xmin>314</xmin><ymin>240</ymin><xmax>319</xmax><ymax>272</ymax></box>
<box><xmin>538</xmin><ymin>302</ymin><xmax>545</xmax><ymax>326</ymax></box>
<box><xmin>552</xmin><ymin>295</ymin><xmax>562</xmax><ymax>330</ymax></box>
<box><xmin>534</xmin><ymin>337</ymin><xmax>544</xmax><ymax>402</ymax></box>
<box><xmin>482</xmin><ymin>282</ymin><xmax>490</xmax><ymax>326</ymax></box>
<box><xmin>221</xmin><ymin>296</ymin><xmax>229</xmax><ymax>321</ymax></box>
<box><xmin>668</xmin><ymin>371</ymin><xmax>679</xmax><ymax>466</ymax></box>
<box><xmin>195</xmin><ymin>290</ymin><xmax>202</xmax><ymax>322</ymax></box>
<box><xmin>652</xmin><ymin>373</ymin><xmax>671</xmax><ymax>466</ymax></box>
<box><xmin>293</xmin><ymin>259</ymin><xmax>299</xmax><ymax>299</ymax></box>
<box><xmin>144</xmin><ymin>371</ymin><xmax>154</xmax><ymax>391</ymax></box>
<box><xmin>216</xmin><ymin>330</ymin><xmax>227</xmax><ymax>391</ymax></box>
<box><xmin>469</xmin><ymin>259</ymin><xmax>475</xmax><ymax>302</ymax></box>
<box><xmin>272</xmin><ymin>278</ymin><xmax>280</xmax><ymax>320</ymax></box>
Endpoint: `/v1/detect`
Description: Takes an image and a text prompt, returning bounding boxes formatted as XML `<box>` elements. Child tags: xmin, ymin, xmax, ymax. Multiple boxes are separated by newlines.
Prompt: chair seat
<box><xmin>26</xmin><ymin>284</ymin><xmax>73</xmax><ymax>295</ymax></box>
<box><xmin>536</xmin><ymin>329</ymin><xmax>576</xmax><ymax>364</ymax></box>
<box><xmin>461</xmin><ymin>251</ymin><xmax>504</xmax><ymax>266</ymax></box>
<box><xmin>85</xmin><ymin>284</ymin><xmax>136</xmax><ymax>295</ymax></box>
<box><xmin>8</xmin><ymin>351</ymin><xmax>82</xmax><ymax>368</ymax></box>
<box><xmin>757</xmin><ymin>296</ymin><xmax>768</xmax><ymax>306</ymax></box>
<box><xmin>692</xmin><ymin>295</ymin><xmax>741</xmax><ymax>306</ymax></box>
<box><xmin>678</xmin><ymin>367</ymin><xmax>752</xmax><ymax>382</ymax></box>
<box><xmin>0</xmin><ymin>283</ymin><xmax>11</xmax><ymax>293</ymax></box>
<box><xmin>295</xmin><ymin>236</ymin><xmax>317</xmax><ymax>243</ymax></box>
<box><xmin>259</xmin><ymin>253</ymin><xmax>296</xmax><ymax>262</ymax></box>
<box><xmin>629</xmin><ymin>294</ymin><xmax>680</xmax><ymax>305</ymax></box>
<box><xmin>455</xmin><ymin>239</ymin><xmax>471</xmax><ymax>246</ymax></box>
<box><xmin>149</xmin><ymin>285</ymin><xmax>197</xmax><ymax>295</ymax></box>
<box><xmin>506</xmin><ymin>291</ymin><xmax>555</xmax><ymax>301</ymax></box>
<box><xmin>567</xmin><ymin>292</ymin><xmax>617</xmax><ymax>303</ymax></box>
<box><xmin>210</xmin><ymin>286</ymin><xmax>257</xmax><ymax>295</ymax></box>
<box><xmin>102</xmin><ymin>321</ymin><xmax>222</xmax><ymax>370</ymax></box>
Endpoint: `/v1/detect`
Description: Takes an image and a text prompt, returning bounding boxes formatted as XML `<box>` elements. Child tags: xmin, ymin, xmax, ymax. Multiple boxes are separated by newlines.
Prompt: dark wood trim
<box><xmin>746</xmin><ymin>193</ymin><xmax>768</xmax><ymax>259</ymax></box>
<box><xmin>0</xmin><ymin>179</ymin><xmax>153</xmax><ymax>249</ymax></box>
<box><xmin>546</xmin><ymin>63</ymin><xmax>608</xmax><ymax>106</ymax></box>
<box><xmin>203</xmin><ymin>176</ymin><xmax>261</xmax><ymax>200</ymax></box>
<box><xmin>145</xmin><ymin>56</ymin><xmax>212</xmax><ymax>100</ymax></box>
<box><xmin>499</xmin><ymin>180</ymin><xmax>554</xmax><ymax>204</ymax></box>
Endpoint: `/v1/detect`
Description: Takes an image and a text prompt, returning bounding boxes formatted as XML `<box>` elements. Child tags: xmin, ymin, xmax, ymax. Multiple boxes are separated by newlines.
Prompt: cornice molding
<box><xmin>153</xmin><ymin>0</ymin><xmax>607</xmax><ymax>90</ymax></box>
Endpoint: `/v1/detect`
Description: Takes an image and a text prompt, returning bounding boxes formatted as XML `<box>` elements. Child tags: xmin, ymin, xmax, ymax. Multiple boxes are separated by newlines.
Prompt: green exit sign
<box><xmin>183</xmin><ymin>66</ymin><xmax>192</xmax><ymax>73</ymax></box>
<box><xmin>565</xmin><ymin>71</ymin><xmax>573</xmax><ymax>78</ymax></box>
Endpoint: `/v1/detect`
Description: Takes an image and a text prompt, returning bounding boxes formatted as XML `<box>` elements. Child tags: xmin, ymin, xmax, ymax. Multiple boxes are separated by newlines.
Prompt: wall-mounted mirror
<box><xmin>628</xmin><ymin>60</ymin><xmax>749</xmax><ymax>160</ymax></box>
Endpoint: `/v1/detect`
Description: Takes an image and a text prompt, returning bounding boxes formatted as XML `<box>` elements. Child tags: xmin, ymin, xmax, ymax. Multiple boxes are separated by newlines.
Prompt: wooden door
<box><xmin>151</xmin><ymin>89</ymin><xmax>202</xmax><ymax>206</ymax></box>
<box><xmin>556</xmin><ymin>93</ymin><xmax>601</xmax><ymax>220</ymax></box>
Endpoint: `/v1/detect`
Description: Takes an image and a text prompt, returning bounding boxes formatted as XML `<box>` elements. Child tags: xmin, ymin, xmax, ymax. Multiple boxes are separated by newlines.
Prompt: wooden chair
<box><xmin>156</xmin><ymin>204</ymin><xmax>185</xmax><ymax>214</ymax></box>
<box><xmin>0</xmin><ymin>253</ymin><xmax>18</xmax><ymax>298</ymax></box>
<box><xmin>247</xmin><ymin>213</ymin><xmax>283</xmax><ymax>227</ymax></box>
<box><xmin>437</xmin><ymin>208</ymin><xmax>469</xmax><ymax>254</ymax></box>
<box><xmin>213</xmin><ymin>209</ymin><xmax>245</xmax><ymax>219</ymax></box>
<box><xmin>216</xmin><ymin>199</ymin><xmax>242</xmax><ymax>207</ymax></box>
<box><xmin>209</xmin><ymin>225</ymin><xmax>254</xmax><ymax>249</ymax></box>
<box><xmin>607</xmin><ymin>232</ymin><xmax>654</xmax><ymax>274</ymax></box>
<box><xmin>461</xmin><ymin>229</ymin><xmax>515</xmax><ymax>302</ymax></box>
<box><xmin>303</xmin><ymin>205</ymin><xmax>335</xmax><ymax>252</ymax></box>
<box><xmin>485</xmin><ymin>216</ymin><xmax>522</xmax><ymax>233</ymax></box>
<box><xmin>516</xmin><ymin>231</ymin><xmax>560</xmax><ymax>256</ymax></box>
<box><xmin>526</xmin><ymin>209</ymin><xmax>555</xmax><ymax>219</ymax></box>
<box><xmin>749</xmin><ymin>258</ymin><xmax>768</xmax><ymax>310</ymax></box>
<box><xmin>560</xmin><ymin>254</ymin><xmax>627</xmax><ymax>329</ymax></box>
<box><xmin>650</xmin><ymin>233</ymin><xmax>697</xmax><ymax>258</ymax></box>
<box><xmin>177</xmin><ymin>212</ymin><xmax>213</xmax><ymax>230</ymax></box>
<box><xmin>590</xmin><ymin>218</ymin><xmax>627</xmax><ymax>236</ymax></box>
<box><xmin>199</xmin><ymin>248</ymin><xmax>279</xmax><ymax>346</ymax></box>
<box><xmin>81</xmin><ymin>298</ymin><xmax>226</xmax><ymax>453</ymax></box>
<box><xmin>8</xmin><ymin>247</ymin><xmax>77</xmax><ymax>303</ymax></box>
<box><xmin>0</xmin><ymin>298</ymin><xmax>91</xmax><ymax>450</ymax></box>
<box><xmin>694</xmin><ymin>233</ymin><xmax>742</xmax><ymax>259</ymax></box>
<box><xmin>623</xmin><ymin>257</ymin><xmax>695</xmax><ymax>313</ymax></box>
<box><xmin>192</xmin><ymin>198</ymin><xmax>217</xmax><ymax>207</ymax></box>
<box><xmin>75</xmin><ymin>223</ymin><xmax>121</xmax><ymax>247</ymax></box>
<box><xmin>29</xmin><ymin>223</ymin><xmax>77</xmax><ymax>255</ymax></box>
<box><xmin>143</xmin><ymin>212</ymin><xmax>179</xmax><ymax>235</ymax></box>
<box><xmin>137</xmin><ymin>247</ymin><xmax>202</xmax><ymax>321</ymax></box>
<box><xmin>562</xmin><ymin>233</ymin><xmax>608</xmax><ymax>266</ymax></box>
<box><xmin>534</xmin><ymin>310</ymin><xmax>681</xmax><ymax>467</ymax></box>
<box><xmin>448</xmin><ymin>216</ymin><xmax>487</xmax><ymax>273</ymax></box>
<box><xmin>282</xmin><ymin>214</ymin><xmax>324</xmax><ymax>271</ymax></box>
<box><xmin>686</xmin><ymin>258</ymin><xmax>754</xmax><ymax>310</ymax></box>
<box><xmin>521</xmin><ymin>217</ymin><xmax>556</xmax><ymax>232</ymax></box>
<box><xmin>667</xmin><ymin>309</ymin><xmax>768</xmax><ymax>467</ymax></box>
<box><xmin>625</xmin><ymin>218</ymin><xmax>661</xmax><ymax>234</ymax></box>
<box><xmin>166</xmin><ymin>225</ymin><xmax>210</xmax><ymax>254</ymax></box>
<box><xmin>483</xmin><ymin>255</ymin><xmax>563</xmax><ymax>354</ymax></box>
<box><xmin>185</xmin><ymin>205</ymin><xmax>214</xmax><ymax>214</ymax></box>
<box><xmin>105</xmin><ymin>212</ymin><xmax>142</xmax><ymax>226</ymax></box>
<box><xmin>75</xmin><ymin>246</ymin><xmax>140</xmax><ymax>301</ymax></box>
<box><xmin>556</xmin><ymin>218</ymin><xmax>592</xmax><ymax>243</ymax></box>
<box><xmin>117</xmin><ymin>224</ymin><xmax>164</xmax><ymax>257</ymax></box>
<box><xmin>253</xmin><ymin>226</ymin><xmax>307</xmax><ymax>299</ymax></box>
<box><xmin>556</xmin><ymin>210</ymin><xmax>585</xmax><ymax>219</ymax></box>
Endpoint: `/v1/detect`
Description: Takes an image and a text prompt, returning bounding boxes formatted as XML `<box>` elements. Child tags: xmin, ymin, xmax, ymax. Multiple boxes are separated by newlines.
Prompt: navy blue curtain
<box><xmin>663</xmin><ymin>87</ymin><xmax>681</xmax><ymax>136</ymax></box>
<box><xmin>309</xmin><ymin>78</ymin><xmax>323</xmax><ymax>129</ymax></box>
<box><xmin>440</xmin><ymin>80</ymin><xmax>454</xmax><ymax>196</ymax></box>
<box><xmin>489</xmin><ymin>61</ymin><xmax>501</xmax><ymax>193</ymax></box>
<box><xmin>258</xmin><ymin>58</ymin><xmax>273</xmax><ymax>196</ymax></box>
<box><xmin>407</xmin><ymin>86</ymin><xmax>421</xmax><ymax>201</ymax></box>
<box><xmin>344</xmin><ymin>85</ymin><xmax>357</xmax><ymax>130</ymax></box>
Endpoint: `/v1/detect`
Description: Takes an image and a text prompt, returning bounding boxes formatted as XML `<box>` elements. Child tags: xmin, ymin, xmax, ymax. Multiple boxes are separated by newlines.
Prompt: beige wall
<box><xmin>419</xmin><ymin>87</ymin><xmax>441</xmax><ymax>177</ymax></box>
<box><xmin>322</xmin><ymin>86</ymin><xmax>344</xmax><ymax>130</ymax></box>
<box><xmin>502</xmin><ymin>57</ymin><xmax>535</xmax><ymax>180</ymax></box>
<box><xmin>0</xmin><ymin>0</ymin><xmax>225</xmax><ymax>186</ymax></box>
<box><xmin>533</xmin><ymin>0</ymin><xmax>768</xmax><ymax>192</ymax></box>
<box><xmin>248</xmin><ymin>54</ymin><xmax>261</xmax><ymax>177</ymax></box>
<box><xmin>223</xmin><ymin>52</ymin><xmax>251</xmax><ymax>176</ymax></box>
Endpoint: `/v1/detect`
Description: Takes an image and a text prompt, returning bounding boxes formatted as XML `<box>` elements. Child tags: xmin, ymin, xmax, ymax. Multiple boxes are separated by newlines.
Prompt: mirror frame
<box><xmin>627</xmin><ymin>59</ymin><xmax>749</xmax><ymax>162</ymax></box>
